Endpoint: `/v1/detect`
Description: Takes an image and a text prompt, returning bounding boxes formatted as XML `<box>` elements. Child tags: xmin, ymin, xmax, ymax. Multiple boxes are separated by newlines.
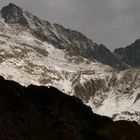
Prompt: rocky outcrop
<box><xmin>1</xmin><ymin>3</ymin><xmax>29</xmax><ymax>27</ymax></box>
<box><xmin>54</xmin><ymin>24</ymin><xmax>124</xmax><ymax>68</ymax></box>
<box><xmin>114</xmin><ymin>39</ymin><xmax>140</xmax><ymax>67</ymax></box>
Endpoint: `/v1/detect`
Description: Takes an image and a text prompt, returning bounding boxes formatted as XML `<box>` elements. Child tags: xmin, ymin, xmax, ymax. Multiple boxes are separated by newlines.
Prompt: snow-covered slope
<box><xmin>0</xmin><ymin>3</ymin><xmax>140</xmax><ymax>124</ymax></box>
<box><xmin>86</xmin><ymin>69</ymin><xmax>140</xmax><ymax>124</ymax></box>
<box><xmin>0</xmin><ymin>13</ymin><xmax>110</xmax><ymax>92</ymax></box>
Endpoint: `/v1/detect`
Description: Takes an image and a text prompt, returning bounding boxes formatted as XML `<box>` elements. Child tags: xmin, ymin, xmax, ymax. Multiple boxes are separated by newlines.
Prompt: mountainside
<box><xmin>53</xmin><ymin>23</ymin><xmax>125</xmax><ymax>68</ymax></box>
<box><xmin>0</xmin><ymin>75</ymin><xmax>140</xmax><ymax>140</ymax></box>
<box><xmin>1</xmin><ymin>3</ymin><xmax>125</xmax><ymax>68</ymax></box>
<box><xmin>0</xmin><ymin>3</ymin><xmax>140</xmax><ymax>124</ymax></box>
<box><xmin>114</xmin><ymin>39</ymin><xmax>140</xmax><ymax>67</ymax></box>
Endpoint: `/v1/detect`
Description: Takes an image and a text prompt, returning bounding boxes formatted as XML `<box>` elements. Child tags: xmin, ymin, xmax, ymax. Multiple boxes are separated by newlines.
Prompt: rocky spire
<box><xmin>1</xmin><ymin>3</ymin><xmax>29</xmax><ymax>27</ymax></box>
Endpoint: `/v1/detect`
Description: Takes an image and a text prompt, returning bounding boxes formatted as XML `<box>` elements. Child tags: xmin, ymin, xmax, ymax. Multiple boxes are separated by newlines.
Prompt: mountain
<box><xmin>114</xmin><ymin>39</ymin><xmax>140</xmax><ymax>67</ymax></box>
<box><xmin>0</xmin><ymin>3</ymin><xmax>139</xmax><ymax>124</ymax></box>
<box><xmin>1</xmin><ymin>3</ymin><xmax>125</xmax><ymax>68</ymax></box>
<box><xmin>0</xmin><ymin>75</ymin><xmax>140</xmax><ymax>140</ymax></box>
<box><xmin>53</xmin><ymin>23</ymin><xmax>125</xmax><ymax>68</ymax></box>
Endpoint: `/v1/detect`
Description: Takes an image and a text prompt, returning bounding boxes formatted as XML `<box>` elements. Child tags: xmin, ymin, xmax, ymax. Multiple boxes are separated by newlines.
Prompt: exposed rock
<box><xmin>1</xmin><ymin>3</ymin><xmax>29</xmax><ymax>27</ymax></box>
<box><xmin>114</xmin><ymin>39</ymin><xmax>140</xmax><ymax>67</ymax></box>
<box><xmin>54</xmin><ymin>24</ymin><xmax>125</xmax><ymax>68</ymax></box>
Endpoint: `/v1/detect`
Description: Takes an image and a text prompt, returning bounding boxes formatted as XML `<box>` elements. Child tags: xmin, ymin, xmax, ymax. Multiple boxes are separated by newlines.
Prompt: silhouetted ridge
<box><xmin>0</xmin><ymin>76</ymin><xmax>139</xmax><ymax>140</ymax></box>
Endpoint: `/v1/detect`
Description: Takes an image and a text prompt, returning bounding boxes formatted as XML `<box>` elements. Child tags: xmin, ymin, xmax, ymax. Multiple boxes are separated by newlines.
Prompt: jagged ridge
<box><xmin>1</xmin><ymin>3</ymin><xmax>126</xmax><ymax>68</ymax></box>
<box><xmin>114</xmin><ymin>39</ymin><xmax>140</xmax><ymax>67</ymax></box>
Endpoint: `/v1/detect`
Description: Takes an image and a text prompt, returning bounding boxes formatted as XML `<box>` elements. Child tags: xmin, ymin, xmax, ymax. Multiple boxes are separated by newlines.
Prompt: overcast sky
<box><xmin>0</xmin><ymin>0</ymin><xmax>140</xmax><ymax>50</ymax></box>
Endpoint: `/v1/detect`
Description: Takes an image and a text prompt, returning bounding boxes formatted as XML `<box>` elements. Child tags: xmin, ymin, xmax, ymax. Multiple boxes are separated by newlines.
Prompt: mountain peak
<box><xmin>1</xmin><ymin>3</ymin><xmax>29</xmax><ymax>27</ymax></box>
<box><xmin>134</xmin><ymin>39</ymin><xmax>140</xmax><ymax>45</ymax></box>
<box><xmin>8</xmin><ymin>3</ymin><xmax>18</xmax><ymax>7</ymax></box>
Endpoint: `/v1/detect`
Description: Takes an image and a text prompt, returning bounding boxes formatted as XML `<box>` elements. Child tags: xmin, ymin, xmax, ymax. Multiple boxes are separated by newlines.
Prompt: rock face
<box><xmin>0</xmin><ymin>3</ymin><xmax>140</xmax><ymax>125</ymax></box>
<box><xmin>0</xmin><ymin>76</ymin><xmax>140</xmax><ymax>140</ymax></box>
<box><xmin>54</xmin><ymin>24</ymin><xmax>123</xmax><ymax>68</ymax></box>
<box><xmin>75</xmin><ymin>69</ymin><xmax>140</xmax><ymax>124</ymax></box>
<box><xmin>114</xmin><ymin>39</ymin><xmax>140</xmax><ymax>67</ymax></box>
<box><xmin>1</xmin><ymin>3</ymin><xmax>63</xmax><ymax>49</ymax></box>
<box><xmin>1</xmin><ymin>3</ymin><xmax>29</xmax><ymax>27</ymax></box>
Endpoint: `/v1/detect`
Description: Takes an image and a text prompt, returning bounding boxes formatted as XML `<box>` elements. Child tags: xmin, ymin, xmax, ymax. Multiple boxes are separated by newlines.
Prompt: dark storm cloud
<box><xmin>0</xmin><ymin>0</ymin><xmax>140</xmax><ymax>49</ymax></box>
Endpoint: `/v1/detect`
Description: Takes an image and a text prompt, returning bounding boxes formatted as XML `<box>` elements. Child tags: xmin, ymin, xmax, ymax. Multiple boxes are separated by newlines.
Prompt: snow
<box><xmin>0</xmin><ymin>17</ymin><xmax>139</xmax><ymax>124</ymax></box>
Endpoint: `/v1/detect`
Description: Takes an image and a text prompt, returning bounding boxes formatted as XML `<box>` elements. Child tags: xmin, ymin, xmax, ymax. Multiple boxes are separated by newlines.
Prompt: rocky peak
<box><xmin>1</xmin><ymin>3</ymin><xmax>29</xmax><ymax>27</ymax></box>
<box><xmin>54</xmin><ymin>23</ymin><xmax>125</xmax><ymax>68</ymax></box>
<box><xmin>0</xmin><ymin>3</ymin><xmax>53</xmax><ymax>29</ymax></box>
<box><xmin>114</xmin><ymin>39</ymin><xmax>140</xmax><ymax>67</ymax></box>
<box><xmin>134</xmin><ymin>39</ymin><xmax>140</xmax><ymax>45</ymax></box>
<box><xmin>0</xmin><ymin>3</ymin><xmax>63</xmax><ymax>48</ymax></box>
<box><xmin>0</xmin><ymin>3</ymin><xmax>130</xmax><ymax>69</ymax></box>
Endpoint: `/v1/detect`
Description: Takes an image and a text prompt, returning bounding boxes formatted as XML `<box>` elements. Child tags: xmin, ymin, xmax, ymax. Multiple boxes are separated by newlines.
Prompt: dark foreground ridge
<box><xmin>0</xmin><ymin>76</ymin><xmax>139</xmax><ymax>140</ymax></box>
